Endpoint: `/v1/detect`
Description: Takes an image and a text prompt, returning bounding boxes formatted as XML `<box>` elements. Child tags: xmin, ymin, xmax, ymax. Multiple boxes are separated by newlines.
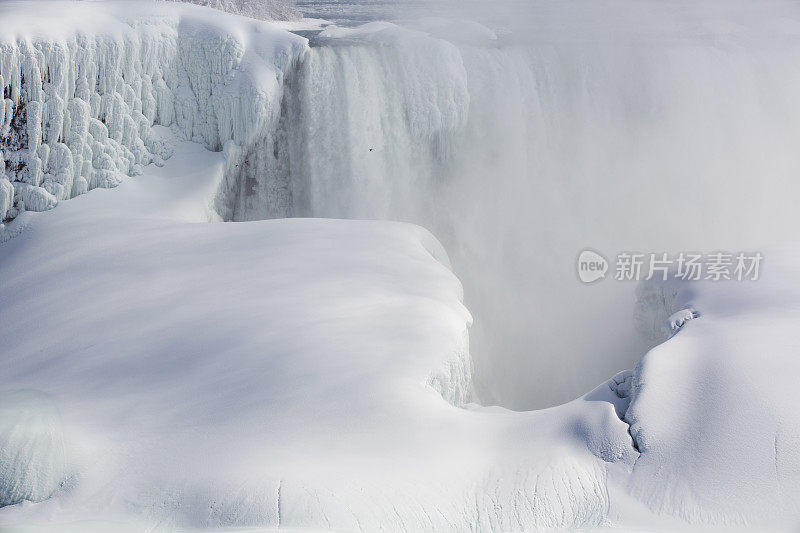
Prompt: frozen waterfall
<box><xmin>8</xmin><ymin>1</ymin><xmax>800</xmax><ymax>409</ymax></box>
<box><xmin>229</xmin><ymin>13</ymin><xmax>800</xmax><ymax>408</ymax></box>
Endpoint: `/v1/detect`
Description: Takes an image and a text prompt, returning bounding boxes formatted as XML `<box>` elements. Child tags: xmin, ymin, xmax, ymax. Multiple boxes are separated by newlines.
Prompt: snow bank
<box><xmin>0</xmin><ymin>134</ymin><xmax>640</xmax><ymax>531</ymax></box>
<box><xmin>0</xmin><ymin>0</ymin><xmax>306</xmax><ymax>223</ymax></box>
<box><xmin>623</xmin><ymin>261</ymin><xmax>800</xmax><ymax>527</ymax></box>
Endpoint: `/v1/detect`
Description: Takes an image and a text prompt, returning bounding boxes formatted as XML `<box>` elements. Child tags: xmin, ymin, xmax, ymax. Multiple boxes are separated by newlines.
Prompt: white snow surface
<box><xmin>0</xmin><ymin>133</ymin><xmax>640</xmax><ymax>531</ymax></box>
<box><xmin>3</xmin><ymin>2</ymin><xmax>800</xmax><ymax>531</ymax></box>
<box><xmin>626</xmin><ymin>269</ymin><xmax>800</xmax><ymax>526</ymax></box>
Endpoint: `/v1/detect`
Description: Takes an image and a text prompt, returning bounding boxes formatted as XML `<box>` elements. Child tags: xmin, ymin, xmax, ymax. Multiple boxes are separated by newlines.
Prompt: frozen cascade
<box><xmin>10</xmin><ymin>6</ymin><xmax>800</xmax><ymax>409</ymax></box>
<box><xmin>0</xmin><ymin>3</ymin><xmax>306</xmax><ymax>224</ymax></box>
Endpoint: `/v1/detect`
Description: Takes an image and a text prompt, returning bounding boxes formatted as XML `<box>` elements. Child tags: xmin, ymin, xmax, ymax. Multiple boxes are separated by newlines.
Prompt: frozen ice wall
<box><xmin>0</xmin><ymin>1</ymin><xmax>305</xmax><ymax>224</ymax></box>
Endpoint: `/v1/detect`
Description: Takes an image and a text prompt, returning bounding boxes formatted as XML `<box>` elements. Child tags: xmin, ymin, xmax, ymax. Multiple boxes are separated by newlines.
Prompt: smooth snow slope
<box><xmin>0</xmin><ymin>132</ymin><xmax>640</xmax><ymax>531</ymax></box>
<box><xmin>626</xmin><ymin>272</ymin><xmax>800</xmax><ymax>525</ymax></box>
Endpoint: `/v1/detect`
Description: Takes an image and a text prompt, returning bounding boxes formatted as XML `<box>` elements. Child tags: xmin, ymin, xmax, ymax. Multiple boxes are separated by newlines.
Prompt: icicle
<box><xmin>0</xmin><ymin>178</ymin><xmax>12</xmax><ymax>221</ymax></box>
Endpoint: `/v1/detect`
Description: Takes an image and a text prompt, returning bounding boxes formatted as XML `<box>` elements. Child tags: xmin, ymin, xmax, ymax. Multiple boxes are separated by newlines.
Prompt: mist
<box><xmin>227</xmin><ymin>0</ymin><xmax>800</xmax><ymax>409</ymax></box>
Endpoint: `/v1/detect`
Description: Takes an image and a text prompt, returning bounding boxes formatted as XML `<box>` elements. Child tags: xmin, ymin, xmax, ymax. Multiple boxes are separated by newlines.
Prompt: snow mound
<box><xmin>625</xmin><ymin>262</ymin><xmax>800</xmax><ymax>527</ymax></box>
<box><xmin>0</xmin><ymin>390</ymin><xmax>67</xmax><ymax>507</ymax></box>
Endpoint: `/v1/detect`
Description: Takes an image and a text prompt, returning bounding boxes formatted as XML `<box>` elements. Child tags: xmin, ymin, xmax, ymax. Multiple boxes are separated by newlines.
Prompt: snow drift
<box><xmin>625</xmin><ymin>265</ymin><xmax>800</xmax><ymax>525</ymax></box>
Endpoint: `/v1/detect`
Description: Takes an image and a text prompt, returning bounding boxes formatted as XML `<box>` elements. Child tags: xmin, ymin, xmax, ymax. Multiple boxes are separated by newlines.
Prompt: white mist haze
<box><xmin>247</xmin><ymin>0</ymin><xmax>800</xmax><ymax>409</ymax></box>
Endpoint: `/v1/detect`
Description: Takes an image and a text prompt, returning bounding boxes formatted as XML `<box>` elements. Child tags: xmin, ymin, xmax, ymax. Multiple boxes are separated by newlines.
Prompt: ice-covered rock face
<box><xmin>0</xmin><ymin>1</ymin><xmax>306</xmax><ymax>223</ymax></box>
<box><xmin>0</xmin><ymin>390</ymin><xmax>67</xmax><ymax>507</ymax></box>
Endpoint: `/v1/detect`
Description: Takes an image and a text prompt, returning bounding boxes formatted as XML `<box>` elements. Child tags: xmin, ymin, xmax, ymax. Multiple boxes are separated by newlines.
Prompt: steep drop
<box><xmin>236</xmin><ymin>15</ymin><xmax>800</xmax><ymax>409</ymax></box>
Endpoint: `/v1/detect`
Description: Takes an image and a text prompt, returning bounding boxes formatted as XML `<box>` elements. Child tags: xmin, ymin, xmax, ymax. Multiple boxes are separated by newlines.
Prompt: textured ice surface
<box><xmin>0</xmin><ymin>391</ymin><xmax>66</xmax><ymax>507</ymax></box>
<box><xmin>0</xmin><ymin>0</ymin><xmax>306</xmax><ymax>223</ymax></box>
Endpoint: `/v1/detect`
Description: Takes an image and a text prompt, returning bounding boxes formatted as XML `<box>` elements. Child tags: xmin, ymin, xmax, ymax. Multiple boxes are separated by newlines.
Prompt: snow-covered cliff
<box><xmin>0</xmin><ymin>0</ymin><xmax>306</xmax><ymax>223</ymax></box>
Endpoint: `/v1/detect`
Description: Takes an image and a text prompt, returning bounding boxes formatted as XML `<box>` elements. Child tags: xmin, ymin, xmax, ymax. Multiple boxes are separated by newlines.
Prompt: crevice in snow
<box><xmin>276</xmin><ymin>479</ymin><xmax>283</xmax><ymax>528</ymax></box>
<box><xmin>591</xmin><ymin>369</ymin><xmax>640</xmax><ymax>455</ymax></box>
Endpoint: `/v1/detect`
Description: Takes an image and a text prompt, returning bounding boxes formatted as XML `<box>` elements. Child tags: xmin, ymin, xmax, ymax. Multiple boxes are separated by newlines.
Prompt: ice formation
<box><xmin>0</xmin><ymin>391</ymin><xmax>67</xmax><ymax>507</ymax></box>
<box><xmin>0</xmin><ymin>1</ymin><xmax>305</xmax><ymax>224</ymax></box>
